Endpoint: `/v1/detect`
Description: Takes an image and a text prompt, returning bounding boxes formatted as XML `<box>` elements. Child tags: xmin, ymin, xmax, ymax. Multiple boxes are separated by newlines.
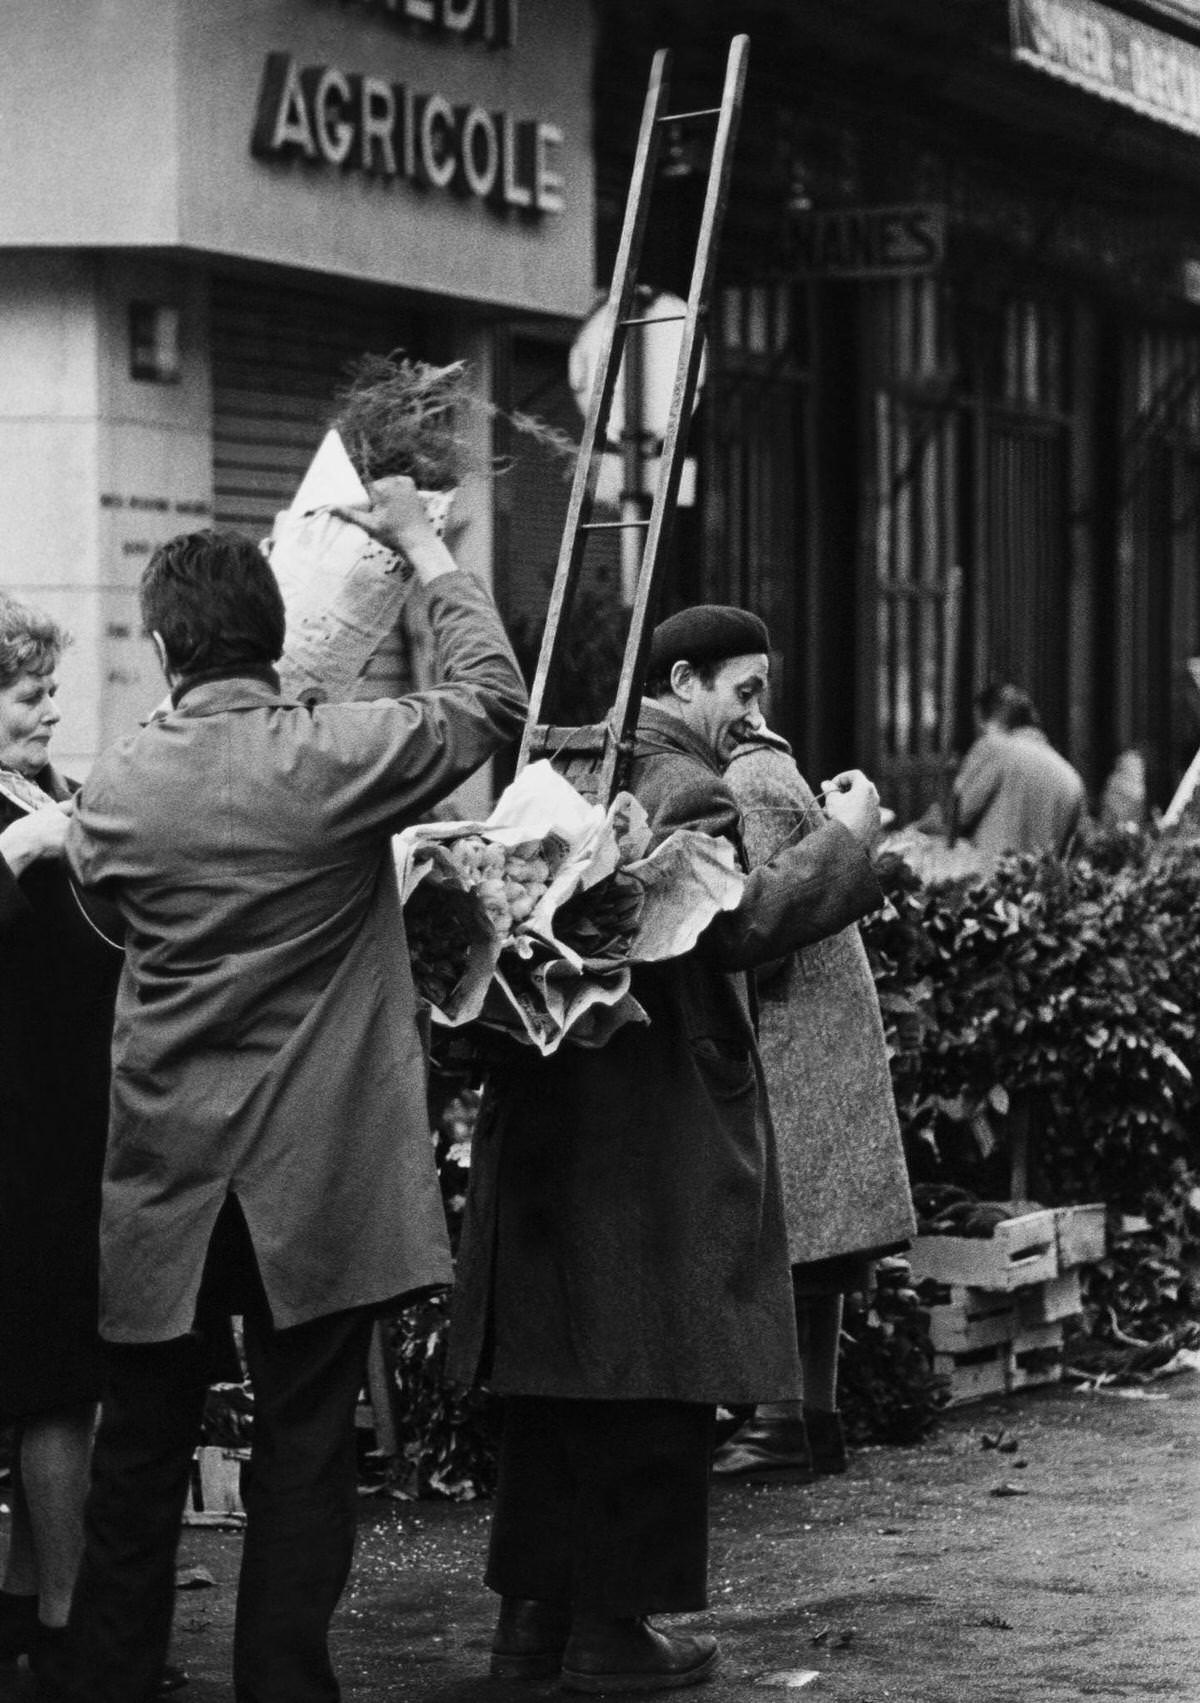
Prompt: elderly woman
<box><xmin>0</xmin><ymin>595</ymin><xmax>121</xmax><ymax>1677</ymax></box>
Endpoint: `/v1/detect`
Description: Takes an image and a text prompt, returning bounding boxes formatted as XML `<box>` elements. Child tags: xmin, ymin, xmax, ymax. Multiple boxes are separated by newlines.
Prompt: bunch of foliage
<box><xmin>383</xmin><ymin>1074</ymin><xmax>500</xmax><ymax>1500</ymax></box>
<box><xmin>383</xmin><ymin>1287</ymin><xmax>499</xmax><ymax>1500</ymax></box>
<box><xmin>1070</xmin><ymin>1158</ymin><xmax>1200</xmax><ymax>1378</ymax></box>
<box><xmin>839</xmin><ymin>1257</ymin><xmax>947</xmax><ymax>1444</ymax></box>
<box><xmin>864</xmin><ymin>823</ymin><xmax>1200</xmax><ymax>1370</ymax></box>
<box><xmin>332</xmin><ymin>351</ymin><xmax>576</xmax><ymax>490</ymax></box>
<box><xmin>863</xmin><ymin>828</ymin><xmax>1200</xmax><ymax>1211</ymax></box>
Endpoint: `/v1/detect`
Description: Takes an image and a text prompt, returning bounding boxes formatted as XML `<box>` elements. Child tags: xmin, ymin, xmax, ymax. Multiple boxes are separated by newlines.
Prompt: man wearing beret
<box><xmin>451</xmin><ymin>605</ymin><xmax>883</xmax><ymax>1693</ymax></box>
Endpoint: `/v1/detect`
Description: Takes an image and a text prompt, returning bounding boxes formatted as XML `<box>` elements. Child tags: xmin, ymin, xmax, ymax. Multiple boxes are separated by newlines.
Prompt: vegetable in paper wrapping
<box><xmin>265</xmin><ymin>429</ymin><xmax>453</xmax><ymax>704</ymax></box>
<box><xmin>393</xmin><ymin>761</ymin><xmax>746</xmax><ymax>1054</ymax></box>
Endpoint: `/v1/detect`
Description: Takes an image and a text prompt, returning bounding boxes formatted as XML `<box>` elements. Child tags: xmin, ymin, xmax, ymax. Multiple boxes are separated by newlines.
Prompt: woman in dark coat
<box><xmin>0</xmin><ymin>594</ymin><xmax>121</xmax><ymax>1673</ymax></box>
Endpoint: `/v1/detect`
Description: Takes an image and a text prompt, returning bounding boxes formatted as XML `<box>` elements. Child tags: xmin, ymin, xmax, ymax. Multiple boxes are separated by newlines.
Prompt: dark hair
<box><xmin>141</xmin><ymin>530</ymin><xmax>285</xmax><ymax>675</ymax></box>
<box><xmin>645</xmin><ymin>657</ymin><xmax>723</xmax><ymax>699</ymax></box>
<box><xmin>976</xmin><ymin>681</ymin><xmax>1039</xmax><ymax>732</ymax></box>
<box><xmin>0</xmin><ymin>593</ymin><xmax>67</xmax><ymax>689</ymax></box>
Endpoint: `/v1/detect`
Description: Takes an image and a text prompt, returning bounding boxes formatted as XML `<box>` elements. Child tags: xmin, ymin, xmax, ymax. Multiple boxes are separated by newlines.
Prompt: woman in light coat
<box><xmin>714</xmin><ymin>725</ymin><xmax>916</xmax><ymax>1478</ymax></box>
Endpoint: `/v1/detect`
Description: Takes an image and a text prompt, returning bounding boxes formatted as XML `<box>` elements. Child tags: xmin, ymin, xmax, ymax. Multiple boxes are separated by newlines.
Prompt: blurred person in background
<box><xmin>713</xmin><ymin>718</ymin><xmax>916</xmax><ymax>1481</ymax></box>
<box><xmin>950</xmin><ymin>682</ymin><xmax>1085</xmax><ymax>868</ymax></box>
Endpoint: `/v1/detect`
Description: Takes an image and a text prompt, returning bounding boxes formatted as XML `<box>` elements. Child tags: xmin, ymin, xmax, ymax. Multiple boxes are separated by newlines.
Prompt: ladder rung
<box><xmin>581</xmin><ymin>519</ymin><xmax>651</xmax><ymax>531</ymax></box>
<box><xmin>658</xmin><ymin>106</ymin><xmax>722</xmax><ymax>122</ymax></box>
<box><xmin>620</xmin><ymin>312</ymin><xmax>687</xmax><ymax>327</ymax></box>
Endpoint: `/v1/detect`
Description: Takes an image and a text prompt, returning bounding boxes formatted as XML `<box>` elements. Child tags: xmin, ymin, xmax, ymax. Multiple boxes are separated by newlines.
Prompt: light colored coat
<box><xmin>67</xmin><ymin>573</ymin><xmax>527</xmax><ymax>1344</ymax></box>
<box><xmin>726</xmin><ymin>737</ymin><xmax>916</xmax><ymax>1267</ymax></box>
<box><xmin>449</xmin><ymin>703</ymin><xmax>884</xmax><ymax>1405</ymax></box>
<box><xmin>953</xmin><ymin>727</ymin><xmax>1085</xmax><ymax>868</ymax></box>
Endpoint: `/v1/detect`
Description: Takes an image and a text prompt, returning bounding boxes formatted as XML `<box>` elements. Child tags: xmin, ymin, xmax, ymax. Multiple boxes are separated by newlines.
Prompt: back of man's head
<box><xmin>141</xmin><ymin>529</ymin><xmax>286</xmax><ymax>678</ymax></box>
<box><xmin>976</xmin><ymin>681</ymin><xmax>1039</xmax><ymax>732</ymax></box>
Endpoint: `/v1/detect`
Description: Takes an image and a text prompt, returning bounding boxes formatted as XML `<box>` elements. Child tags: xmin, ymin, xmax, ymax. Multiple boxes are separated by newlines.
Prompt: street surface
<box><xmin>3</xmin><ymin>1376</ymin><xmax>1197</xmax><ymax>1701</ymax></box>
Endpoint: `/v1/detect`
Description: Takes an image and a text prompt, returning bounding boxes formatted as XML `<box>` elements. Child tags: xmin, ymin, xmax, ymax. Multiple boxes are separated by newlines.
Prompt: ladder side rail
<box><xmin>599</xmin><ymin>34</ymin><xmax>751</xmax><ymax>801</ymax></box>
<box><xmin>518</xmin><ymin>49</ymin><xmax>672</xmax><ymax>771</ymax></box>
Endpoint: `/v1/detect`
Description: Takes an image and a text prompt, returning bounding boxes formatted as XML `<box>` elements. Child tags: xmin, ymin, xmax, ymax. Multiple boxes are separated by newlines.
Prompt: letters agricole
<box><xmin>251</xmin><ymin>49</ymin><xmax>564</xmax><ymax>214</ymax></box>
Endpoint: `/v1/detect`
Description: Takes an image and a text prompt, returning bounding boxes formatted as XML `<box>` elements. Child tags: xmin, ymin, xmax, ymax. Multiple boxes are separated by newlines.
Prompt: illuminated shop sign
<box><xmin>319</xmin><ymin>0</ymin><xmax>517</xmax><ymax>49</ymax></box>
<box><xmin>251</xmin><ymin>52</ymin><xmax>563</xmax><ymax>212</ymax></box>
<box><xmin>1012</xmin><ymin>0</ymin><xmax>1200</xmax><ymax>140</ymax></box>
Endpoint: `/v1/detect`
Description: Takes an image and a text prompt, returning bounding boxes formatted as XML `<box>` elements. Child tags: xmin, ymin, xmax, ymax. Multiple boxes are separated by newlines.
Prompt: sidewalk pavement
<box><xmin>6</xmin><ymin>1375</ymin><xmax>1199</xmax><ymax>1701</ymax></box>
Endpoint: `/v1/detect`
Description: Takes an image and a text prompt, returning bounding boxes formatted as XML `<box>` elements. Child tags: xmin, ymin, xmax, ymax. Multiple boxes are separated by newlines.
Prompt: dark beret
<box><xmin>647</xmin><ymin>605</ymin><xmax>771</xmax><ymax>676</ymax></box>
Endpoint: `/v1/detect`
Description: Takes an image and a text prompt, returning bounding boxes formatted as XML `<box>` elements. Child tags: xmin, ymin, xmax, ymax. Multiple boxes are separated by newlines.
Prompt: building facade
<box><xmin>590</xmin><ymin>0</ymin><xmax>1200</xmax><ymax>821</ymax></box>
<box><xmin>0</xmin><ymin>0</ymin><xmax>593</xmax><ymax>777</ymax></box>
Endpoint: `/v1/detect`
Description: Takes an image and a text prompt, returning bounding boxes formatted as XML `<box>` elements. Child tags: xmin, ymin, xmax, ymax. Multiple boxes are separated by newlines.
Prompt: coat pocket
<box><xmin>689</xmin><ymin>1035</ymin><xmax>756</xmax><ymax>1101</ymax></box>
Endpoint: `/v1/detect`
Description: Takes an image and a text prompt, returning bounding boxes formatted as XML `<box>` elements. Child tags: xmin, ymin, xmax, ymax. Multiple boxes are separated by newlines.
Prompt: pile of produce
<box><xmin>394</xmin><ymin>761</ymin><xmax>744</xmax><ymax>1054</ymax></box>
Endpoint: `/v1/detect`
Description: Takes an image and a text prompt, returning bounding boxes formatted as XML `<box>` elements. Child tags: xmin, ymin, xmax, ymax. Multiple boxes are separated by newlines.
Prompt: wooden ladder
<box><xmin>517</xmin><ymin>34</ymin><xmax>750</xmax><ymax>806</ymax></box>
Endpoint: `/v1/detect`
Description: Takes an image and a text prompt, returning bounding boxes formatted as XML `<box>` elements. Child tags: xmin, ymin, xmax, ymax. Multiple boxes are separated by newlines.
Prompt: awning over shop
<box><xmin>1011</xmin><ymin>0</ymin><xmax>1200</xmax><ymax>140</ymax></box>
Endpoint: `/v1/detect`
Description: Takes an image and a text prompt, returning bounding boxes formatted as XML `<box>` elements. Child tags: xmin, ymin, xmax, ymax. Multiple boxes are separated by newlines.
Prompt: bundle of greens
<box><xmin>394</xmin><ymin>762</ymin><xmax>746</xmax><ymax>1055</ymax></box>
<box><xmin>331</xmin><ymin>350</ymin><xmax>577</xmax><ymax>489</ymax></box>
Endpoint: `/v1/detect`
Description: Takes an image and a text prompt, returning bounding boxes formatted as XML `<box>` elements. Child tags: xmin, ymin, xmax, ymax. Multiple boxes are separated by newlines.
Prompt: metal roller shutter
<box><xmin>211</xmin><ymin>273</ymin><xmax>425</xmax><ymax>698</ymax></box>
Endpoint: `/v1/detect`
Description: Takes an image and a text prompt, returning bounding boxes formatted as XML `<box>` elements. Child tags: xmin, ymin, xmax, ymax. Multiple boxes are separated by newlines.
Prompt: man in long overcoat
<box><xmin>54</xmin><ymin>482</ymin><xmax>527</xmax><ymax>1703</ymax></box>
<box><xmin>450</xmin><ymin>605</ymin><xmax>884</xmax><ymax>1693</ymax></box>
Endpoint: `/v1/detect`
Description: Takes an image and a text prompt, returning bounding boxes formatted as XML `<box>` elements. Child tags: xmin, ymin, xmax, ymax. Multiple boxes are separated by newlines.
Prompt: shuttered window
<box><xmin>210</xmin><ymin>272</ymin><xmax>425</xmax><ymax>698</ymax></box>
<box><xmin>1118</xmin><ymin>327</ymin><xmax>1200</xmax><ymax>805</ymax></box>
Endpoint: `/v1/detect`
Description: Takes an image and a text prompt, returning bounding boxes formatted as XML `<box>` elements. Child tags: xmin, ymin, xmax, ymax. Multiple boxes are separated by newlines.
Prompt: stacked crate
<box><xmin>909</xmin><ymin>1205</ymin><xmax>1106</xmax><ymax>1406</ymax></box>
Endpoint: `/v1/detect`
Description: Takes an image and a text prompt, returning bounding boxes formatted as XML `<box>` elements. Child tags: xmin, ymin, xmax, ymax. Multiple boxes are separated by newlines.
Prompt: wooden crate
<box><xmin>934</xmin><ymin>1343</ymin><xmax>1010</xmax><ymax>1405</ymax></box>
<box><xmin>183</xmin><ymin>1446</ymin><xmax>247</xmax><ymax>1525</ymax></box>
<box><xmin>934</xmin><ymin>1320</ymin><xmax>1065</xmax><ymax>1407</ymax></box>
<box><xmin>1008</xmin><ymin>1321</ymin><xmax>1066</xmax><ymax>1394</ymax></box>
<box><xmin>921</xmin><ymin>1284</ymin><xmax>1019</xmax><ymax>1354</ymax></box>
<box><xmin>1016</xmin><ymin>1267</ymin><xmax>1082</xmax><ymax>1327</ymax></box>
<box><xmin>908</xmin><ymin>1209</ymin><xmax>1059</xmax><ymax>1292</ymax></box>
<box><xmin>1055</xmin><ymin>1204</ymin><xmax>1106</xmax><ymax>1269</ymax></box>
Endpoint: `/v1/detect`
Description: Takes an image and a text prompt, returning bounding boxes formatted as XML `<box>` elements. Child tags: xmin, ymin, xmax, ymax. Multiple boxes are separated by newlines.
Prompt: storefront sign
<box><xmin>789</xmin><ymin>204</ymin><xmax>945</xmax><ymax>278</ymax></box>
<box><xmin>317</xmin><ymin>0</ymin><xmax>517</xmax><ymax>49</ymax></box>
<box><xmin>1012</xmin><ymin>0</ymin><xmax>1200</xmax><ymax>140</ymax></box>
<box><xmin>251</xmin><ymin>52</ymin><xmax>563</xmax><ymax>212</ymax></box>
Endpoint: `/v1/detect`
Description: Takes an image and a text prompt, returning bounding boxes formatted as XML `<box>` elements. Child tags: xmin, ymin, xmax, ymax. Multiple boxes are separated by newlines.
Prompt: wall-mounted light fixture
<box><xmin>660</xmin><ymin>121</ymin><xmax>702</xmax><ymax>181</ymax></box>
<box><xmin>129</xmin><ymin>302</ymin><xmax>181</xmax><ymax>383</ymax></box>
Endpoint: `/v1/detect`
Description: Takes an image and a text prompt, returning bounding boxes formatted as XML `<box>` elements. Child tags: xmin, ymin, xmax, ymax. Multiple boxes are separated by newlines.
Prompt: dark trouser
<box><xmin>485</xmin><ymin>1396</ymin><xmax>715</xmax><ymax>1618</ymax></box>
<box><xmin>59</xmin><ymin>1212</ymin><xmax>373</xmax><ymax>1703</ymax></box>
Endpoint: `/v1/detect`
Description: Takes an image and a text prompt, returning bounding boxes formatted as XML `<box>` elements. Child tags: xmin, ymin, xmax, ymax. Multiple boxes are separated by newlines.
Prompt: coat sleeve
<box><xmin>952</xmin><ymin>736</ymin><xmax>1001</xmax><ymax>837</ymax></box>
<box><xmin>639</xmin><ymin>756</ymin><xmax>883</xmax><ymax>972</ymax></box>
<box><xmin>0</xmin><ymin>854</ymin><xmax>31</xmax><ymax>931</ymax></box>
<box><xmin>315</xmin><ymin>569</ymin><xmax>529</xmax><ymax>834</ymax></box>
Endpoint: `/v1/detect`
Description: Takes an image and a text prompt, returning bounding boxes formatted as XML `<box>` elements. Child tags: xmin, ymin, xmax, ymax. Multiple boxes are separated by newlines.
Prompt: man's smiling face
<box><xmin>674</xmin><ymin>652</ymin><xmax>770</xmax><ymax>761</ymax></box>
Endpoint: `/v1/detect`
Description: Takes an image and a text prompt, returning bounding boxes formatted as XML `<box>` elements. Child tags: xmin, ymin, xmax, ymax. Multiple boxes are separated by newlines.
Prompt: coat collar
<box><xmin>727</xmin><ymin>726</ymin><xmax>792</xmax><ymax>764</ymax></box>
<box><xmin>0</xmin><ymin>759</ymin><xmax>73</xmax><ymax>813</ymax></box>
<box><xmin>170</xmin><ymin>672</ymin><xmax>290</xmax><ymax>717</ymax></box>
<box><xmin>635</xmin><ymin>699</ymin><xmax>724</xmax><ymax>778</ymax></box>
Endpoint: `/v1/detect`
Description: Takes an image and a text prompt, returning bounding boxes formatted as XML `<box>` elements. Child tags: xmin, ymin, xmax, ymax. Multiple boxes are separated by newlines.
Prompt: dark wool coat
<box><xmin>449</xmin><ymin>702</ymin><xmax>884</xmax><ymax>1405</ymax></box>
<box><xmin>0</xmin><ymin>766</ymin><xmax>122</xmax><ymax>1420</ymax></box>
<box><xmin>68</xmin><ymin>572</ymin><xmax>527</xmax><ymax>1343</ymax></box>
<box><xmin>726</xmin><ymin>737</ymin><xmax>916</xmax><ymax>1269</ymax></box>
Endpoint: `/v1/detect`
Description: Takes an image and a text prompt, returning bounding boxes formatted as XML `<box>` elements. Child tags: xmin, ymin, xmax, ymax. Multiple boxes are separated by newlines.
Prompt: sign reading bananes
<box><xmin>251</xmin><ymin>51</ymin><xmax>563</xmax><ymax>212</ymax></box>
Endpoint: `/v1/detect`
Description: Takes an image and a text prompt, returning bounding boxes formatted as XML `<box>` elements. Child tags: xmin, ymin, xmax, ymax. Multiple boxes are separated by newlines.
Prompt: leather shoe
<box><xmin>490</xmin><ymin>1596</ymin><xmax>572</xmax><ymax>1680</ymax></box>
<box><xmin>711</xmin><ymin>1414</ymin><xmax>814</xmax><ymax>1482</ymax></box>
<box><xmin>561</xmin><ymin>1616</ymin><xmax>719</xmax><ymax>1693</ymax></box>
<box><xmin>0</xmin><ymin>1590</ymin><xmax>38</xmax><ymax>1664</ymax></box>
